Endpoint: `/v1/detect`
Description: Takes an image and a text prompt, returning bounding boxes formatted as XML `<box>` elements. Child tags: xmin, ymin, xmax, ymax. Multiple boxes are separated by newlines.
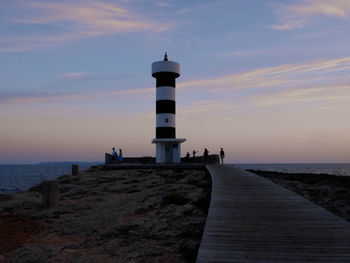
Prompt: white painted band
<box><xmin>152</xmin><ymin>61</ymin><xmax>180</xmax><ymax>75</ymax></box>
<box><xmin>156</xmin><ymin>86</ymin><xmax>176</xmax><ymax>101</ymax></box>
<box><xmin>156</xmin><ymin>113</ymin><xmax>175</xmax><ymax>127</ymax></box>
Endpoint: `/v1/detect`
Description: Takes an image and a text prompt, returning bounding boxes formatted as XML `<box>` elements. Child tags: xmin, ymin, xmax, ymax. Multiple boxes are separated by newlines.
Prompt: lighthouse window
<box><xmin>165</xmin><ymin>118</ymin><xmax>169</xmax><ymax>123</ymax></box>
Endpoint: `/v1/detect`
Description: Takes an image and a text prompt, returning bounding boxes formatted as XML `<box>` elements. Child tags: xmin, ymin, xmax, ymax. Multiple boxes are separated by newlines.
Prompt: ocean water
<box><xmin>1</xmin><ymin>163</ymin><xmax>350</xmax><ymax>194</ymax></box>
<box><xmin>0</xmin><ymin>163</ymin><xmax>97</xmax><ymax>193</ymax></box>
<box><xmin>235</xmin><ymin>163</ymin><xmax>350</xmax><ymax>176</ymax></box>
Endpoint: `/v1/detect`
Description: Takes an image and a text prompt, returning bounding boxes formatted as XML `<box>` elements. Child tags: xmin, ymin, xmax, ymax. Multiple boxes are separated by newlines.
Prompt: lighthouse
<box><xmin>151</xmin><ymin>53</ymin><xmax>186</xmax><ymax>163</ymax></box>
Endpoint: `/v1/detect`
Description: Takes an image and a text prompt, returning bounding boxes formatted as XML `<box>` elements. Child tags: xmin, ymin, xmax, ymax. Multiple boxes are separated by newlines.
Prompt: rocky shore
<box><xmin>0</xmin><ymin>166</ymin><xmax>211</xmax><ymax>263</ymax></box>
<box><xmin>248</xmin><ymin>170</ymin><xmax>350</xmax><ymax>222</ymax></box>
<box><xmin>2</xmin><ymin>165</ymin><xmax>349</xmax><ymax>262</ymax></box>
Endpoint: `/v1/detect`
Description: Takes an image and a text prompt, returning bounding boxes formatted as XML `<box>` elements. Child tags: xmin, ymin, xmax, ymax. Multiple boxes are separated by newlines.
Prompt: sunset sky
<box><xmin>1</xmin><ymin>0</ymin><xmax>350</xmax><ymax>164</ymax></box>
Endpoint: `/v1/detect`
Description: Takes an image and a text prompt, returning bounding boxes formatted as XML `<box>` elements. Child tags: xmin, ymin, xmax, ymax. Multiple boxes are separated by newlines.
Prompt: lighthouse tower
<box><xmin>151</xmin><ymin>53</ymin><xmax>186</xmax><ymax>163</ymax></box>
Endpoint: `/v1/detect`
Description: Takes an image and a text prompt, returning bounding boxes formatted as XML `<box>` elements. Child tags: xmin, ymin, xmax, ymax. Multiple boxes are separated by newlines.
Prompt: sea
<box><xmin>0</xmin><ymin>163</ymin><xmax>100</xmax><ymax>194</ymax></box>
<box><xmin>235</xmin><ymin>163</ymin><xmax>350</xmax><ymax>176</ymax></box>
<box><xmin>0</xmin><ymin>163</ymin><xmax>350</xmax><ymax>194</ymax></box>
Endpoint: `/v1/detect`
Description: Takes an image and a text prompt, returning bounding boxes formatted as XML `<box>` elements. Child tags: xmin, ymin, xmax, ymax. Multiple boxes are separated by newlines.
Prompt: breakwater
<box><xmin>105</xmin><ymin>153</ymin><xmax>220</xmax><ymax>165</ymax></box>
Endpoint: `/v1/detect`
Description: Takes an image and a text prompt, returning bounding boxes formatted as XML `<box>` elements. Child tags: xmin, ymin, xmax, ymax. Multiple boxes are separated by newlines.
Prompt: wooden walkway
<box><xmin>196</xmin><ymin>165</ymin><xmax>350</xmax><ymax>262</ymax></box>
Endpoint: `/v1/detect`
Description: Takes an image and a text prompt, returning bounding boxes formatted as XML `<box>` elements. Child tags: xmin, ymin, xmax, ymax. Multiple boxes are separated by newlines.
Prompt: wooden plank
<box><xmin>196</xmin><ymin>165</ymin><xmax>350</xmax><ymax>262</ymax></box>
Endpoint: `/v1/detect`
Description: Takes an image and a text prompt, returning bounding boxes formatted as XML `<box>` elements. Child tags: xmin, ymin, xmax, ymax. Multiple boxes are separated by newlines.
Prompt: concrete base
<box><xmin>152</xmin><ymin>138</ymin><xmax>186</xmax><ymax>164</ymax></box>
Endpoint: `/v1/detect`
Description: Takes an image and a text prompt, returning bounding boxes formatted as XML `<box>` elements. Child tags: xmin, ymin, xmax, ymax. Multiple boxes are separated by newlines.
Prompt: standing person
<box><xmin>204</xmin><ymin>148</ymin><xmax>209</xmax><ymax>157</ymax></box>
<box><xmin>185</xmin><ymin>152</ymin><xmax>190</xmax><ymax>162</ymax></box>
<box><xmin>192</xmin><ymin>150</ymin><xmax>197</xmax><ymax>158</ymax></box>
<box><xmin>112</xmin><ymin>147</ymin><xmax>117</xmax><ymax>160</ymax></box>
<box><xmin>118</xmin><ymin>149</ymin><xmax>123</xmax><ymax>162</ymax></box>
<box><xmin>220</xmin><ymin>148</ymin><xmax>225</xmax><ymax>165</ymax></box>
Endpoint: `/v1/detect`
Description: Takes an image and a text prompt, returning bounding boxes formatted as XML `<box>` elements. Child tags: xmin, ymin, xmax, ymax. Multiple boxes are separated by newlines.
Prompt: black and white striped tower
<box><xmin>151</xmin><ymin>53</ymin><xmax>186</xmax><ymax>163</ymax></box>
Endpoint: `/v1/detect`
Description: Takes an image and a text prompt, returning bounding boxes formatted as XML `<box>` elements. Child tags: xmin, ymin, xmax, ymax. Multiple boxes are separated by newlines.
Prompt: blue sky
<box><xmin>1</xmin><ymin>0</ymin><xmax>350</xmax><ymax>163</ymax></box>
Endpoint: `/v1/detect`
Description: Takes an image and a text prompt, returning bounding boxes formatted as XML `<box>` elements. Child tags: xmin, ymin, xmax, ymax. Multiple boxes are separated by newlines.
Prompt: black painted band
<box><xmin>152</xmin><ymin>72</ymin><xmax>179</xmax><ymax>78</ymax></box>
<box><xmin>153</xmin><ymin>72</ymin><xmax>178</xmax><ymax>87</ymax></box>
<box><xmin>156</xmin><ymin>127</ymin><xmax>175</xmax><ymax>138</ymax></box>
<box><xmin>156</xmin><ymin>100</ymin><xmax>175</xmax><ymax>114</ymax></box>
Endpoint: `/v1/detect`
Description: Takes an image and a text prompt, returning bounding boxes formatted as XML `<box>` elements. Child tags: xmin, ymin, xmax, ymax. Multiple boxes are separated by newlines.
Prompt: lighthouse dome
<box><xmin>152</xmin><ymin>53</ymin><xmax>180</xmax><ymax>78</ymax></box>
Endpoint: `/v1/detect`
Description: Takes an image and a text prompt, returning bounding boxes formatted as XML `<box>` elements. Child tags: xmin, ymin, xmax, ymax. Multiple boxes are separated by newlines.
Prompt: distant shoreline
<box><xmin>0</xmin><ymin>162</ymin><xmax>103</xmax><ymax>166</ymax></box>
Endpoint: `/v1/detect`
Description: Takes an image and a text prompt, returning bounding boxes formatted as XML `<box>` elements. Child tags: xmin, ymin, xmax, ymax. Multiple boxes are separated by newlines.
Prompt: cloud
<box><xmin>59</xmin><ymin>72</ymin><xmax>91</xmax><ymax>81</ymax></box>
<box><xmin>253</xmin><ymin>85</ymin><xmax>350</xmax><ymax>107</ymax></box>
<box><xmin>216</xmin><ymin>49</ymin><xmax>267</xmax><ymax>58</ymax></box>
<box><xmin>176</xmin><ymin>56</ymin><xmax>350</xmax><ymax>112</ymax></box>
<box><xmin>179</xmin><ymin>57</ymin><xmax>350</xmax><ymax>92</ymax></box>
<box><xmin>3</xmin><ymin>57</ymin><xmax>350</xmax><ymax>111</ymax></box>
<box><xmin>21</xmin><ymin>1</ymin><xmax>168</xmax><ymax>32</ymax></box>
<box><xmin>0</xmin><ymin>1</ymin><xmax>170</xmax><ymax>52</ymax></box>
<box><xmin>0</xmin><ymin>87</ymin><xmax>153</xmax><ymax>105</ymax></box>
<box><xmin>175</xmin><ymin>1</ymin><xmax>223</xmax><ymax>15</ymax></box>
<box><xmin>0</xmin><ymin>91</ymin><xmax>87</xmax><ymax>104</ymax></box>
<box><xmin>178</xmin><ymin>100</ymin><xmax>237</xmax><ymax>115</ymax></box>
<box><xmin>156</xmin><ymin>2</ymin><xmax>172</xmax><ymax>8</ymax></box>
<box><xmin>271</xmin><ymin>0</ymin><xmax>350</xmax><ymax>30</ymax></box>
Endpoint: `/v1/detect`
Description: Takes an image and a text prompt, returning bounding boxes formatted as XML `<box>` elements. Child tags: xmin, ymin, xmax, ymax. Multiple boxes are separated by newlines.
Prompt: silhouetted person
<box><xmin>118</xmin><ymin>149</ymin><xmax>123</xmax><ymax>162</ymax></box>
<box><xmin>112</xmin><ymin>147</ymin><xmax>117</xmax><ymax>160</ymax></box>
<box><xmin>192</xmin><ymin>150</ymin><xmax>197</xmax><ymax>158</ymax></box>
<box><xmin>220</xmin><ymin>148</ymin><xmax>225</xmax><ymax>165</ymax></box>
<box><xmin>185</xmin><ymin>152</ymin><xmax>190</xmax><ymax>162</ymax></box>
<box><xmin>204</xmin><ymin>148</ymin><xmax>209</xmax><ymax>157</ymax></box>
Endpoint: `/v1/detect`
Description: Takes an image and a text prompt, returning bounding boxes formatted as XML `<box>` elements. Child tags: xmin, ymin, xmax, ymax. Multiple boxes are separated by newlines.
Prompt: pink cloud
<box><xmin>271</xmin><ymin>0</ymin><xmax>350</xmax><ymax>30</ymax></box>
<box><xmin>179</xmin><ymin>56</ymin><xmax>350</xmax><ymax>92</ymax></box>
<box><xmin>0</xmin><ymin>1</ymin><xmax>170</xmax><ymax>52</ymax></box>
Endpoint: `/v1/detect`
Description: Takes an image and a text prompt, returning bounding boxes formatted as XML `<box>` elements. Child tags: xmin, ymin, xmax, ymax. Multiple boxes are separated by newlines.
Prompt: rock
<box><xmin>178</xmin><ymin>240</ymin><xmax>199</xmax><ymax>262</ymax></box>
<box><xmin>8</xmin><ymin>245</ymin><xmax>48</xmax><ymax>263</ymax></box>
<box><xmin>3</xmin><ymin>168</ymin><xmax>211</xmax><ymax>262</ymax></box>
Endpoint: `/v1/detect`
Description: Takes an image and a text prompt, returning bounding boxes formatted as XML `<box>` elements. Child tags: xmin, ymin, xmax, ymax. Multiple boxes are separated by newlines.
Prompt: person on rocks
<box><xmin>185</xmin><ymin>152</ymin><xmax>190</xmax><ymax>162</ymax></box>
<box><xmin>112</xmin><ymin>147</ymin><xmax>118</xmax><ymax>160</ymax></box>
<box><xmin>192</xmin><ymin>150</ymin><xmax>198</xmax><ymax>158</ymax></box>
<box><xmin>204</xmin><ymin>148</ymin><xmax>209</xmax><ymax>157</ymax></box>
<box><xmin>118</xmin><ymin>149</ymin><xmax>123</xmax><ymax>162</ymax></box>
<box><xmin>220</xmin><ymin>148</ymin><xmax>225</xmax><ymax>165</ymax></box>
